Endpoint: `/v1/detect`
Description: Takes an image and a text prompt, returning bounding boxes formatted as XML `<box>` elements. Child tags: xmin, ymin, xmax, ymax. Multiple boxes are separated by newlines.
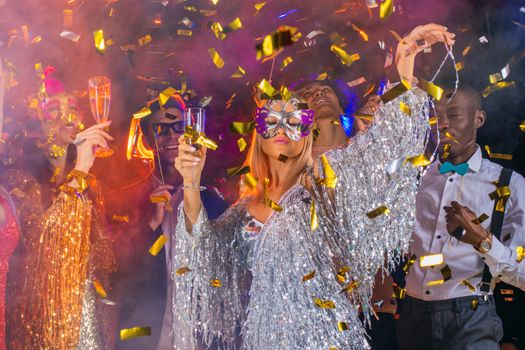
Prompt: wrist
<box><xmin>148</xmin><ymin>219</ymin><xmax>160</xmax><ymax>231</ymax></box>
<box><xmin>74</xmin><ymin>164</ymin><xmax>92</xmax><ymax>174</ymax></box>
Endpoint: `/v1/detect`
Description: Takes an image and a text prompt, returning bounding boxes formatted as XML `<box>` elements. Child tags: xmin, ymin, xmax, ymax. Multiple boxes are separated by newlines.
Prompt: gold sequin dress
<box><xmin>4</xmin><ymin>168</ymin><xmax>116</xmax><ymax>350</ymax></box>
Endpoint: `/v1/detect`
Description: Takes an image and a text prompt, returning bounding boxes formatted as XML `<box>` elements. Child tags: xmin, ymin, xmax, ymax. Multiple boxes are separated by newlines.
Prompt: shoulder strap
<box><xmin>480</xmin><ymin>167</ymin><xmax>513</xmax><ymax>293</ymax></box>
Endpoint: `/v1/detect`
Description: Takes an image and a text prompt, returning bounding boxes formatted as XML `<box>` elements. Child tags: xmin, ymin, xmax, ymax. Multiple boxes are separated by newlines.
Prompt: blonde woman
<box><xmin>172</xmin><ymin>24</ymin><xmax>454</xmax><ymax>350</ymax></box>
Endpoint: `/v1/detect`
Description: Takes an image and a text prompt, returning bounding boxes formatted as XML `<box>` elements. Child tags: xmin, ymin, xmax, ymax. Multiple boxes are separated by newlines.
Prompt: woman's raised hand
<box><xmin>174</xmin><ymin>135</ymin><xmax>207</xmax><ymax>187</ymax></box>
<box><xmin>396</xmin><ymin>23</ymin><xmax>456</xmax><ymax>84</ymax></box>
<box><xmin>73</xmin><ymin>121</ymin><xmax>113</xmax><ymax>173</ymax></box>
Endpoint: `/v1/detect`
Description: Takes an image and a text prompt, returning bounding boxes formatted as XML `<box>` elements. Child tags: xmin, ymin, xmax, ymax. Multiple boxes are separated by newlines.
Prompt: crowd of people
<box><xmin>0</xmin><ymin>21</ymin><xmax>524</xmax><ymax>350</ymax></box>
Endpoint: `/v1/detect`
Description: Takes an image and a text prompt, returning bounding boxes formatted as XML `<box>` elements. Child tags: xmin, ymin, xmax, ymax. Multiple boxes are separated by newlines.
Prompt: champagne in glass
<box><xmin>183</xmin><ymin>107</ymin><xmax>206</xmax><ymax>191</ymax></box>
<box><xmin>88</xmin><ymin>75</ymin><xmax>114</xmax><ymax>157</ymax></box>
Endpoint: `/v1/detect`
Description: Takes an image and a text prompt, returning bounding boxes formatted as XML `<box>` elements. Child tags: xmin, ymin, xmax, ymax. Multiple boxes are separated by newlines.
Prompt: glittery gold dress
<box><xmin>3</xmin><ymin>168</ymin><xmax>116</xmax><ymax>350</ymax></box>
<box><xmin>171</xmin><ymin>88</ymin><xmax>430</xmax><ymax>349</ymax></box>
<box><xmin>0</xmin><ymin>186</ymin><xmax>20</xmax><ymax>350</ymax></box>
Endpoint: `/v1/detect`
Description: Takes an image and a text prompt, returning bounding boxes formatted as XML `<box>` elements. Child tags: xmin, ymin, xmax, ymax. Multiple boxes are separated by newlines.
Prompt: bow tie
<box><xmin>439</xmin><ymin>161</ymin><xmax>469</xmax><ymax>176</ymax></box>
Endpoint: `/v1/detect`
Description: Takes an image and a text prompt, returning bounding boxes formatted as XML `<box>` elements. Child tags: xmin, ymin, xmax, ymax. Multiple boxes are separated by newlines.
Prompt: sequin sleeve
<box><xmin>171</xmin><ymin>201</ymin><xmax>247</xmax><ymax>350</ymax></box>
<box><xmin>314</xmin><ymin>88</ymin><xmax>429</xmax><ymax>313</ymax></box>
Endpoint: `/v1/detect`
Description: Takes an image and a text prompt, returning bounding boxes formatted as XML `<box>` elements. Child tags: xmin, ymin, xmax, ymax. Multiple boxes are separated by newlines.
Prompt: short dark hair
<box><xmin>138</xmin><ymin>96</ymin><xmax>186</xmax><ymax>137</ymax></box>
<box><xmin>292</xmin><ymin>78</ymin><xmax>358</xmax><ymax>115</ymax></box>
<box><xmin>440</xmin><ymin>82</ymin><xmax>483</xmax><ymax>115</ymax></box>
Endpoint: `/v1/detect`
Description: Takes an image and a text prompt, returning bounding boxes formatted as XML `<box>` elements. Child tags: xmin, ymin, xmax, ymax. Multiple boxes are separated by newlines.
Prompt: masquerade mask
<box><xmin>255</xmin><ymin>98</ymin><xmax>314</xmax><ymax>141</ymax></box>
<box><xmin>41</xmin><ymin>95</ymin><xmax>83</xmax><ymax>125</ymax></box>
<box><xmin>152</xmin><ymin>121</ymin><xmax>185</xmax><ymax>136</ymax></box>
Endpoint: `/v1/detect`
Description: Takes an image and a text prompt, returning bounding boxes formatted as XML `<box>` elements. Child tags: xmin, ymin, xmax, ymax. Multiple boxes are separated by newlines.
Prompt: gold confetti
<box><xmin>520</xmin><ymin>120</ymin><xmax>525</xmax><ymax>132</ymax></box>
<box><xmin>256</xmin><ymin>26</ymin><xmax>295</xmax><ymax>60</ymax></box>
<box><xmin>226</xmin><ymin>93</ymin><xmax>237</xmax><ymax>109</ymax></box>
<box><xmin>444</xmin><ymin>131</ymin><xmax>460</xmax><ymax>144</ymax></box>
<box><xmin>184</xmin><ymin>126</ymin><xmax>219</xmax><ymax>151</ymax></box>
<box><xmin>337</xmin><ymin>322</ymin><xmax>349</xmax><ymax>331</ymax></box>
<box><xmin>455</xmin><ymin>61</ymin><xmax>464</xmax><ymax>71</ymax></box>
<box><xmin>319</xmin><ymin>154</ymin><xmax>338</xmax><ymax>188</ymax></box>
<box><xmin>489</xmin><ymin>181</ymin><xmax>511</xmax><ymax>213</ymax></box>
<box><xmin>442</xmin><ymin>143</ymin><xmax>451</xmax><ymax>159</ymax></box>
<box><xmin>222</xmin><ymin>17</ymin><xmax>243</xmax><ymax>34</ymax></box>
<box><xmin>177</xmin><ymin>29</ymin><xmax>193</xmax><ymax>36</ymax></box>
<box><xmin>120</xmin><ymin>327</ymin><xmax>151</xmax><ymax>341</ymax></box>
<box><xmin>280</xmin><ymin>56</ymin><xmax>293</xmax><ymax>71</ymax></box>
<box><xmin>93</xmin><ymin>29</ymin><xmax>106</xmax><ymax>54</ymax></box>
<box><xmin>258</xmin><ymin>78</ymin><xmax>277</xmax><ymax>97</ymax></box>
<box><xmin>405</xmin><ymin>154</ymin><xmax>431</xmax><ymax>167</ymax></box>
<box><xmin>278</xmin><ymin>154</ymin><xmax>288</xmax><ymax>162</ymax></box>
<box><xmin>280</xmin><ymin>85</ymin><xmax>292</xmax><ymax>101</ymax></box>
<box><xmin>263</xmin><ymin>178</ymin><xmax>283</xmax><ymax>212</ymax></box>
<box><xmin>516</xmin><ymin>246</ymin><xmax>525</xmax><ymax>263</ymax></box>
<box><xmin>316</xmin><ymin>72</ymin><xmax>329</xmax><ymax>81</ymax></box>
<box><xmin>93</xmin><ymin>279</ymin><xmax>107</xmax><ymax>298</ymax></box>
<box><xmin>420</xmin><ymin>253</ymin><xmax>444</xmax><ymax>267</ymax></box>
<box><xmin>138</xmin><ymin>34</ymin><xmax>152</xmax><ymax>47</ymax></box>
<box><xmin>347</xmin><ymin>77</ymin><xmax>366</xmax><ymax>87</ymax></box>
<box><xmin>366</xmin><ymin>205</ymin><xmax>390</xmax><ymax>219</ymax></box>
<box><xmin>210</xmin><ymin>279</ymin><xmax>222</xmax><ymax>287</ymax></box>
<box><xmin>417</xmin><ymin>79</ymin><xmax>443</xmax><ymax>100</ymax></box>
<box><xmin>341</xmin><ymin>280</ymin><xmax>359</xmax><ymax>293</ymax></box>
<box><xmin>440</xmin><ymin>264</ymin><xmax>452</xmax><ymax>281</ymax></box>
<box><xmin>471</xmin><ymin>299</ymin><xmax>479</xmax><ymax>310</ymax></box>
<box><xmin>392</xmin><ymin>284</ymin><xmax>406</xmax><ymax>299</ymax></box>
<box><xmin>230</xmin><ymin>121</ymin><xmax>256</xmax><ymax>134</ymax></box>
<box><xmin>231</xmin><ymin>66</ymin><xmax>246</xmax><ymax>78</ymax></box>
<box><xmin>426</xmin><ymin>279</ymin><xmax>444</xmax><ymax>286</ymax></box>
<box><xmin>380</xmin><ymin>80</ymin><xmax>410</xmax><ymax>103</ymax></box>
<box><xmin>243</xmin><ymin>173</ymin><xmax>258</xmax><ymax>189</ymax></box>
<box><xmin>484</xmin><ymin>145</ymin><xmax>513</xmax><ymax>160</ymax></box>
<box><xmin>314</xmin><ymin>298</ymin><xmax>336</xmax><ymax>309</ymax></box>
<box><xmin>63</xmin><ymin>9</ymin><xmax>74</xmax><ymax>28</ymax></box>
<box><xmin>176</xmin><ymin>267</ymin><xmax>192</xmax><ymax>276</ymax></box>
<box><xmin>227</xmin><ymin>165</ymin><xmax>250</xmax><ymax>176</ymax></box>
<box><xmin>399</xmin><ymin>101</ymin><xmax>411</xmax><ymax>116</ymax></box>
<box><xmin>133</xmin><ymin>106</ymin><xmax>152</xmax><ymax>119</ymax></box>
<box><xmin>208</xmin><ymin>47</ymin><xmax>224</xmax><ymax>69</ymax></box>
<box><xmin>389</xmin><ymin>30</ymin><xmax>405</xmax><ymax>43</ymax></box>
<box><xmin>462</xmin><ymin>45</ymin><xmax>471</xmax><ymax>56</ymax></box>
<box><xmin>112</xmin><ymin>214</ymin><xmax>129</xmax><ymax>223</ymax></box>
<box><xmin>380</xmin><ymin>0</ymin><xmax>394</xmax><ymax>19</ymax></box>
<box><xmin>403</xmin><ymin>254</ymin><xmax>417</xmax><ymax>273</ymax></box>
<box><xmin>472</xmin><ymin>213</ymin><xmax>489</xmax><ymax>225</ymax></box>
<box><xmin>149</xmin><ymin>234</ymin><xmax>168</xmax><ymax>256</ymax></box>
<box><xmin>330</xmin><ymin>45</ymin><xmax>360</xmax><ymax>66</ymax></box>
<box><xmin>351</xmin><ymin>24</ymin><xmax>369</xmax><ymax>42</ymax></box>
<box><xmin>461</xmin><ymin>279</ymin><xmax>476</xmax><ymax>293</ymax></box>
<box><xmin>237</xmin><ymin>137</ymin><xmax>247</xmax><ymax>152</ymax></box>
<box><xmin>254</xmin><ymin>2</ymin><xmax>267</xmax><ymax>14</ymax></box>
<box><xmin>310</xmin><ymin>200</ymin><xmax>318</xmax><ymax>231</ymax></box>
<box><xmin>302</xmin><ymin>270</ymin><xmax>316</xmax><ymax>282</ymax></box>
<box><xmin>481</xmin><ymin>81</ymin><xmax>516</xmax><ymax>98</ymax></box>
<box><xmin>336</xmin><ymin>266</ymin><xmax>350</xmax><ymax>283</ymax></box>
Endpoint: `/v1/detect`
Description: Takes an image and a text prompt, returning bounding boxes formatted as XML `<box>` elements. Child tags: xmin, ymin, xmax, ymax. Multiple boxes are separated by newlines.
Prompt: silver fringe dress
<box><xmin>171</xmin><ymin>88</ymin><xmax>430</xmax><ymax>349</ymax></box>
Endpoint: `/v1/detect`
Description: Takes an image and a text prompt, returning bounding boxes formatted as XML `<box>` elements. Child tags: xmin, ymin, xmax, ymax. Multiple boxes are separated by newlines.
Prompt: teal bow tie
<box><xmin>439</xmin><ymin>161</ymin><xmax>469</xmax><ymax>176</ymax></box>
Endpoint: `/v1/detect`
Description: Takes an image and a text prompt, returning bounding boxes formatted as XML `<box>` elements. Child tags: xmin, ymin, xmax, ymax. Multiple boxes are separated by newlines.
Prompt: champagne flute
<box><xmin>183</xmin><ymin>107</ymin><xmax>206</xmax><ymax>191</ymax></box>
<box><xmin>88</xmin><ymin>75</ymin><xmax>114</xmax><ymax>157</ymax></box>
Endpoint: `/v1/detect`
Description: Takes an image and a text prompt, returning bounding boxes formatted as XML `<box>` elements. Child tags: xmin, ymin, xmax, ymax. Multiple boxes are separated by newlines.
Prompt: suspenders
<box><xmin>480</xmin><ymin>167</ymin><xmax>513</xmax><ymax>294</ymax></box>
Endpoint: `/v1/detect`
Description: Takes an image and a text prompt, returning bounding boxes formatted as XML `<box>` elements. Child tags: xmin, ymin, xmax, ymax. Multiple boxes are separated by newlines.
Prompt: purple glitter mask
<box><xmin>255</xmin><ymin>98</ymin><xmax>314</xmax><ymax>141</ymax></box>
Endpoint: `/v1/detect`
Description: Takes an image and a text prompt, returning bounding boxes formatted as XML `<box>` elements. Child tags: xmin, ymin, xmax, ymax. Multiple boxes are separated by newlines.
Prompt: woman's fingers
<box><xmin>178</xmin><ymin>142</ymin><xmax>196</xmax><ymax>154</ymax></box>
<box><xmin>77</xmin><ymin>128</ymin><xmax>114</xmax><ymax>140</ymax></box>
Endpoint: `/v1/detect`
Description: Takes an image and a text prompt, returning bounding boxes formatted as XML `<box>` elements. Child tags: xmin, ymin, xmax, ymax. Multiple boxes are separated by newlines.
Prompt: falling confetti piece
<box><xmin>263</xmin><ymin>178</ymin><xmax>283</xmax><ymax>212</ymax></box>
<box><xmin>210</xmin><ymin>279</ymin><xmax>222</xmax><ymax>287</ymax></box>
<box><xmin>256</xmin><ymin>27</ymin><xmax>295</xmax><ymax>60</ymax></box>
<box><xmin>302</xmin><ymin>270</ymin><xmax>316</xmax><ymax>282</ymax></box>
<box><xmin>485</xmin><ymin>145</ymin><xmax>513</xmax><ymax>160</ymax></box>
<box><xmin>177</xmin><ymin>29</ymin><xmax>193</xmax><ymax>36</ymax></box>
<box><xmin>417</xmin><ymin>79</ymin><xmax>443</xmax><ymax>100</ymax></box>
<box><xmin>230</xmin><ymin>121</ymin><xmax>256</xmax><ymax>134</ymax></box>
<box><xmin>310</xmin><ymin>200</ymin><xmax>318</xmax><ymax>231</ymax></box>
<box><xmin>338</xmin><ymin>322</ymin><xmax>349</xmax><ymax>331</ymax></box>
<box><xmin>148</xmin><ymin>235</ymin><xmax>168</xmax><ymax>256</ymax></box>
<box><xmin>461</xmin><ymin>279</ymin><xmax>476</xmax><ymax>292</ymax></box>
<box><xmin>93</xmin><ymin>29</ymin><xmax>106</xmax><ymax>54</ymax></box>
<box><xmin>481</xmin><ymin>81</ymin><xmax>516</xmax><ymax>98</ymax></box>
<box><xmin>314</xmin><ymin>298</ymin><xmax>336</xmax><ymax>309</ymax></box>
<box><xmin>380</xmin><ymin>80</ymin><xmax>410</xmax><ymax>103</ymax></box>
<box><xmin>379</xmin><ymin>0</ymin><xmax>394</xmax><ymax>19</ymax></box>
<box><xmin>93</xmin><ymin>279</ymin><xmax>107</xmax><ymax>298</ymax></box>
<box><xmin>230</xmin><ymin>66</ymin><xmax>246</xmax><ymax>78</ymax></box>
<box><xmin>243</xmin><ymin>173</ymin><xmax>258</xmax><ymax>189</ymax></box>
<box><xmin>208</xmin><ymin>48</ymin><xmax>224</xmax><ymax>69</ymax></box>
<box><xmin>237</xmin><ymin>137</ymin><xmax>247</xmax><ymax>152</ymax></box>
<box><xmin>420</xmin><ymin>253</ymin><xmax>444</xmax><ymax>267</ymax></box>
<box><xmin>112</xmin><ymin>214</ymin><xmax>129</xmax><ymax>223</ymax></box>
<box><xmin>399</xmin><ymin>101</ymin><xmax>411</xmax><ymax>116</ymax></box>
<box><xmin>176</xmin><ymin>267</ymin><xmax>192</xmax><ymax>276</ymax></box>
<box><xmin>347</xmin><ymin>77</ymin><xmax>366</xmax><ymax>87</ymax></box>
<box><xmin>472</xmin><ymin>213</ymin><xmax>489</xmax><ymax>225</ymax></box>
<box><xmin>403</xmin><ymin>254</ymin><xmax>417</xmax><ymax>274</ymax></box>
<box><xmin>120</xmin><ymin>327</ymin><xmax>151</xmax><ymax>341</ymax></box>
<box><xmin>517</xmin><ymin>246</ymin><xmax>525</xmax><ymax>262</ymax></box>
<box><xmin>280</xmin><ymin>56</ymin><xmax>293</xmax><ymax>71</ymax></box>
<box><xmin>366</xmin><ymin>205</ymin><xmax>390</xmax><ymax>219</ymax></box>
<box><xmin>330</xmin><ymin>45</ymin><xmax>360</xmax><ymax>66</ymax></box>
<box><xmin>405</xmin><ymin>154</ymin><xmax>431</xmax><ymax>167</ymax></box>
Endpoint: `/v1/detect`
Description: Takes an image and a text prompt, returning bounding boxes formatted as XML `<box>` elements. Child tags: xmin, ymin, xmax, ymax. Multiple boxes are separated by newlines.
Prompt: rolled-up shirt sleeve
<box><xmin>481</xmin><ymin>172</ymin><xmax>525</xmax><ymax>291</ymax></box>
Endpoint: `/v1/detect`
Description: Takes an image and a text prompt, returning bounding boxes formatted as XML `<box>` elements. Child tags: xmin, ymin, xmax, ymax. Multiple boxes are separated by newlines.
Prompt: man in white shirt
<box><xmin>398</xmin><ymin>84</ymin><xmax>525</xmax><ymax>349</ymax></box>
